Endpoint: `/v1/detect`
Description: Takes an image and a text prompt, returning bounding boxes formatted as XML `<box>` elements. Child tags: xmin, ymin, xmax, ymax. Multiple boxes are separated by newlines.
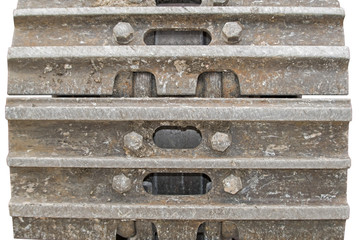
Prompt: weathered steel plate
<box><xmin>7</xmin><ymin>156</ymin><xmax>351</xmax><ymax>169</ymax></box>
<box><xmin>12</xmin><ymin>7</ymin><xmax>345</xmax><ymax>47</ymax></box>
<box><xmin>16</xmin><ymin>0</ymin><xmax>341</xmax><ymax>8</ymax></box>
<box><xmin>12</xmin><ymin>218</ymin><xmax>346</xmax><ymax>240</ymax></box>
<box><xmin>7</xmin><ymin>46</ymin><xmax>349</xmax><ymax>96</ymax></box>
<box><xmin>6</xmin><ymin>0</ymin><xmax>351</xmax><ymax>239</ymax></box>
<box><xmin>10</xmin><ymin>200</ymin><xmax>349</xmax><ymax>220</ymax></box>
<box><xmin>6</xmin><ymin>98</ymin><xmax>351</xmax><ymax>121</ymax></box>
<box><xmin>7</xmin><ymin>97</ymin><xmax>350</xmax><ymax>237</ymax></box>
<box><xmin>10</xmin><ymin>167</ymin><xmax>348</xmax><ymax>205</ymax></box>
<box><xmin>6</xmin><ymin>98</ymin><xmax>350</xmax><ymax>159</ymax></box>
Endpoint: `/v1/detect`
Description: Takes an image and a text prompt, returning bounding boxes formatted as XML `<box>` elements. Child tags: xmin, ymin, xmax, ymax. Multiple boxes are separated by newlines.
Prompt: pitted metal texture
<box><xmin>6</xmin><ymin>0</ymin><xmax>351</xmax><ymax>239</ymax></box>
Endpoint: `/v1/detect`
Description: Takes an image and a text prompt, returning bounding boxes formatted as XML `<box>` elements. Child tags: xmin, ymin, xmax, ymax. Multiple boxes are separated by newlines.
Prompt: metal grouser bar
<box><xmin>6</xmin><ymin>0</ymin><xmax>351</xmax><ymax>239</ymax></box>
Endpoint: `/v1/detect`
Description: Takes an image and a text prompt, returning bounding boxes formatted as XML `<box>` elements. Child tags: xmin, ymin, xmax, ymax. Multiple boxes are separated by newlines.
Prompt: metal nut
<box><xmin>211</xmin><ymin>132</ymin><xmax>231</xmax><ymax>152</ymax></box>
<box><xmin>112</xmin><ymin>174</ymin><xmax>132</xmax><ymax>194</ymax></box>
<box><xmin>213</xmin><ymin>0</ymin><xmax>229</xmax><ymax>6</ymax></box>
<box><xmin>222</xmin><ymin>22</ymin><xmax>243</xmax><ymax>43</ymax></box>
<box><xmin>124</xmin><ymin>131</ymin><xmax>143</xmax><ymax>151</ymax></box>
<box><xmin>223</xmin><ymin>174</ymin><xmax>242</xmax><ymax>194</ymax></box>
<box><xmin>113</xmin><ymin>22</ymin><xmax>134</xmax><ymax>44</ymax></box>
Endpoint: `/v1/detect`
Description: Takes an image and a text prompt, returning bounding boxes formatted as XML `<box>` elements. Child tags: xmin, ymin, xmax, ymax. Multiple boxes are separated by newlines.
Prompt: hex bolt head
<box><xmin>211</xmin><ymin>132</ymin><xmax>231</xmax><ymax>152</ymax></box>
<box><xmin>213</xmin><ymin>0</ymin><xmax>229</xmax><ymax>6</ymax></box>
<box><xmin>222</xmin><ymin>22</ymin><xmax>243</xmax><ymax>43</ymax></box>
<box><xmin>113</xmin><ymin>22</ymin><xmax>134</xmax><ymax>44</ymax></box>
<box><xmin>112</xmin><ymin>174</ymin><xmax>132</xmax><ymax>194</ymax></box>
<box><xmin>223</xmin><ymin>174</ymin><xmax>243</xmax><ymax>195</ymax></box>
<box><xmin>124</xmin><ymin>132</ymin><xmax>143</xmax><ymax>151</ymax></box>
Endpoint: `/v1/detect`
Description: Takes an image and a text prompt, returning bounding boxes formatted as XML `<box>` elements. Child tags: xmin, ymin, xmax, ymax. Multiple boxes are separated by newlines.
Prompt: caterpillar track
<box><xmin>6</xmin><ymin>0</ymin><xmax>350</xmax><ymax>239</ymax></box>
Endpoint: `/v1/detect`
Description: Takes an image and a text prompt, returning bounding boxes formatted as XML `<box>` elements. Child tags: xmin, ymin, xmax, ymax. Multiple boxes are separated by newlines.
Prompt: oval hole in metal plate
<box><xmin>153</xmin><ymin>126</ymin><xmax>202</xmax><ymax>149</ymax></box>
<box><xmin>144</xmin><ymin>30</ymin><xmax>211</xmax><ymax>45</ymax></box>
<box><xmin>143</xmin><ymin>173</ymin><xmax>212</xmax><ymax>195</ymax></box>
<box><xmin>156</xmin><ymin>0</ymin><xmax>201</xmax><ymax>6</ymax></box>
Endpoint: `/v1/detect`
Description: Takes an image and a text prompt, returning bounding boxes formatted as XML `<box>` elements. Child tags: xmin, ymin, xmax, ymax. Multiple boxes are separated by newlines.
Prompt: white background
<box><xmin>0</xmin><ymin>1</ymin><xmax>358</xmax><ymax>239</ymax></box>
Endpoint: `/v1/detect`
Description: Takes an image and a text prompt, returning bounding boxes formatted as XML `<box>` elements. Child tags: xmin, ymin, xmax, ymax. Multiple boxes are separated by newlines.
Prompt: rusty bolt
<box><xmin>113</xmin><ymin>22</ymin><xmax>134</xmax><ymax>44</ymax></box>
<box><xmin>222</xmin><ymin>22</ymin><xmax>243</xmax><ymax>43</ymax></box>
<box><xmin>213</xmin><ymin>0</ymin><xmax>229</xmax><ymax>6</ymax></box>
<box><xmin>124</xmin><ymin>131</ymin><xmax>143</xmax><ymax>151</ymax></box>
<box><xmin>112</xmin><ymin>174</ymin><xmax>132</xmax><ymax>194</ymax></box>
<box><xmin>211</xmin><ymin>132</ymin><xmax>231</xmax><ymax>152</ymax></box>
<box><xmin>223</xmin><ymin>174</ymin><xmax>243</xmax><ymax>194</ymax></box>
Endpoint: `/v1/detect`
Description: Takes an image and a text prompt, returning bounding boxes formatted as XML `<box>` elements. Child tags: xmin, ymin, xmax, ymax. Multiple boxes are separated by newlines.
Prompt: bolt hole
<box><xmin>143</xmin><ymin>173</ymin><xmax>212</xmax><ymax>195</ymax></box>
<box><xmin>153</xmin><ymin>126</ymin><xmax>202</xmax><ymax>149</ymax></box>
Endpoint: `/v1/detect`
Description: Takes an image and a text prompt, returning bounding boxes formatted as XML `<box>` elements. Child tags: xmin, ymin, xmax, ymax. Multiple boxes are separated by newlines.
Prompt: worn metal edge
<box><xmin>9</xmin><ymin>201</ymin><xmax>349</xmax><ymax>220</ymax></box>
<box><xmin>7</xmin><ymin>46</ymin><xmax>350</xmax><ymax>60</ymax></box>
<box><xmin>6</xmin><ymin>156</ymin><xmax>351</xmax><ymax>169</ymax></box>
<box><xmin>13</xmin><ymin>6</ymin><xmax>345</xmax><ymax>18</ymax></box>
<box><xmin>5</xmin><ymin>98</ymin><xmax>352</xmax><ymax>121</ymax></box>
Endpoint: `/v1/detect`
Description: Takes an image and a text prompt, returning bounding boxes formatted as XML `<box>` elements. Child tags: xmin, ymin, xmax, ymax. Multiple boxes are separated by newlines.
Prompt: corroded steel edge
<box><xmin>7</xmin><ymin>156</ymin><xmax>351</xmax><ymax>169</ymax></box>
<box><xmin>13</xmin><ymin>7</ymin><xmax>345</xmax><ymax>17</ymax></box>
<box><xmin>16</xmin><ymin>0</ymin><xmax>341</xmax><ymax>8</ymax></box>
<box><xmin>5</xmin><ymin>98</ymin><xmax>352</xmax><ymax>121</ymax></box>
<box><xmin>9</xmin><ymin>201</ymin><xmax>349</xmax><ymax>220</ymax></box>
<box><xmin>8</xmin><ymin>46</ymin><xmax>349</xmax><ymax>59</ymax></box>
<box><xmin>11</xmin><ymin>218</ymin><xmax>346</xmax><ymax>240</ymax></box>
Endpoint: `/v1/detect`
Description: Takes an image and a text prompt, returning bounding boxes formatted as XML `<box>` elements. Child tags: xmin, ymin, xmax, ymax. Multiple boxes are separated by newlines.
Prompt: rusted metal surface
<box><xmin>9</xmin><ymin>167</ymin><xmax>348</xmax><ymax>205</ymax></box>
<box><xmin>12</xmin><ymin>218</ymin><xmax>346</xmax><ymax>240</ymax></box>
<box><xmin>7</xmin><ymin>46</ymin><xmax>349</xmax><ymax>96</ymax></box>
<box><xmin>6</xmin><ymin>98</ymin><xmax>350</xmax><ymax>238</ymax></box>
<box><xmin>7</xmin><ymin>156</ymin><xmax>351</xmax><ymax>170</ymax></box>
<box><xmin>6</xmin><ymin>99</ymin><xmax>350</xmax><ymax>159</ymax></box>
<box><xmin>16</xmin><ymin>0</ymin><xmax>341</xmax><ymax>8</ymax></box>
<box><xmin>5</xmin><ymin>98</ymin><xmax>352</xmax><ymax>121</ymax></box>
<box><xmin>9</xmin><ymin>200</ymin><xmax>349</xmax><ymax>221</ymax></box>
<box><xmin>7</xmin><ymin>119</ymin><xmax>349</xmax><ymax>158</ymax></box>
<box><xmin>12</xmin><ymin>7</ymin><xmax>345</xmax><ymax>47</ymax></box>
<box><xmin>6</xmin><ymin>0</ymin><xmax>351</xmax><ymax>239</ymax></box>
<box><xmin>9</xmin><ymin>6</ymin><xmax>348</xmax><ymax>97</ymax></box>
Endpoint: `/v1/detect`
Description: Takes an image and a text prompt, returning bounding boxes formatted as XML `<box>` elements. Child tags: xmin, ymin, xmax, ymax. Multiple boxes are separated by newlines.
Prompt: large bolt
<box><xmin>223</xmin><ymin>174</ymin><xmax>243</xmax><ymax>195</ymax></box>
<box><xmin>112</xmin><ymin>174</ymin><xmax>132</xmax><ymax>194</ymax></box>
<box><xmin>213</xmin><ymin>0</ymin><xmax>229</xmax><ymax>6</ymax></box>
<box><xmin>222</xmin><ymin>22</ymin><xmax>243</xmax><ymax>43</ymax></box>
<box><xmin>211</xmin><ymin>132</ymin><xmax>231</xmax><ymax>152</ymax></box>
<box><xmin>124</xmin><ymin>132</ymin><xmax>143</xmax><ymax>151</ymax></box>
<box><xmin>113</xmin><ymin>22</ymin><xmax>134</xmax><ymax>44</ymax></box>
